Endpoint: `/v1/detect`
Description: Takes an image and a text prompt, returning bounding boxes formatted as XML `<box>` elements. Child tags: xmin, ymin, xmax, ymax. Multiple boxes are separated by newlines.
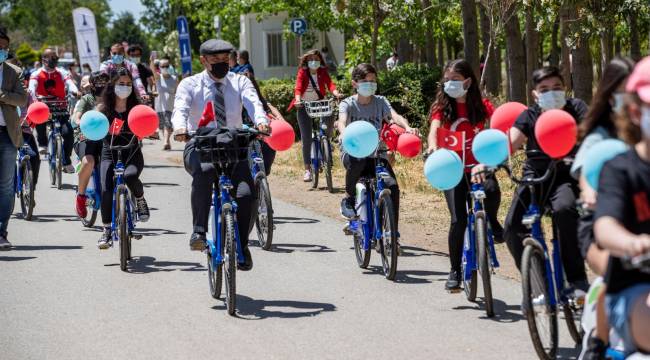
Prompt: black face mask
<box><xmin>92</xmin><ymin>86</ymin><xmax>105</xmax><ymax>97</ymax></box>
<box><xmin>209</xmin><ymin>61</ymin><xmax>229</xmax><ymax>79</ymax></box>
<box><xmin>45</xmin><ymin>58</ymin><xmax>57</xmax><ymax>69</ymax></box>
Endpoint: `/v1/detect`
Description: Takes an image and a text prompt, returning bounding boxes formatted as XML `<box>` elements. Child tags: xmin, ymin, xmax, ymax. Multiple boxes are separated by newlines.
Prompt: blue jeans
<box><xmin>0</xmin><ymin>130</ymin><xmax>17</xmax><ymax>237</ymax></box>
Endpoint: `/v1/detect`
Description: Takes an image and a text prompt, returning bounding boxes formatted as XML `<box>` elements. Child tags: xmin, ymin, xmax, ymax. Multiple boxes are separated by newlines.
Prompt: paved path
<box><xmin>0</xmin><ymin>142</ymin><xmax>580</xmax><ymax>359</ymax></box>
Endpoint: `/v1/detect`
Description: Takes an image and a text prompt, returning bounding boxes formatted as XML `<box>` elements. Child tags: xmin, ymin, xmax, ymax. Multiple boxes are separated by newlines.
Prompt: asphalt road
<box><xmin>0</xmin><ymin>141</ymin><xmax>580</xmax><ymax>359</ymax></box>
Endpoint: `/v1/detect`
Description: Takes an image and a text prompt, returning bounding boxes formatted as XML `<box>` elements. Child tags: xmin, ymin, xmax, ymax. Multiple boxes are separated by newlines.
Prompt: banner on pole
<box><xmin>72</xmin><ymin>7</ymin><xmax>101</xmax><ymax>72</ymax></box>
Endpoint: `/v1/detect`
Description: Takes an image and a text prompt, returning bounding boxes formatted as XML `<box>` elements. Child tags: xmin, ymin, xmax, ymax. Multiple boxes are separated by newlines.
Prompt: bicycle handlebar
<box><xmin>108</xmin><ymin>134</ymin><xmax>139</xmax><ymax>152</ymax></box>
<box><xmin>622</xmin><ymin>252</ymin><xmax>650</xmax><ymax>271</ymax></box>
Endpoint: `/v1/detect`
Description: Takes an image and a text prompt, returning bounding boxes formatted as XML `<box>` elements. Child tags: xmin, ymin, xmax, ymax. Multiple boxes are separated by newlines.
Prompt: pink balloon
<box><xmin>491</xmin><ymin>102</ymin><xmax>527</xmax><ymax>133</ymax></box>
<box><xmin>396</xmin><ymin>133</ymin><xmax>421</xmax><ymax>158</ymax></box>
<box><xmin>265</xmin><ymin>120</ymin><xmax>295</xmax><ymax>151</ymax></box>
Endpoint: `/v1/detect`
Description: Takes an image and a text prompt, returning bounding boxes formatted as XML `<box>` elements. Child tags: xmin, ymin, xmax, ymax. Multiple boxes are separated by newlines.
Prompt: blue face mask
<box><xmin>357</xmin><ymin>81</ymin><xmax>377</xmax><ymax>97</ymax></box>
<box><xmin>0</xmin><ymin>49</ymin><xmax>7</xmax><ymax>64</ymax></box>
<box><xmin>111</xmin><ymin>54</ymin><xmax>124</xmax><ymax>64</ymax></box>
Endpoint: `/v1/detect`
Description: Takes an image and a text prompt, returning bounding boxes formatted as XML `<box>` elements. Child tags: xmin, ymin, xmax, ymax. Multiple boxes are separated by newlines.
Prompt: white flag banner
<box><xmin>72</xmin><ymin>7</ymin><xmax>101</xmax><ymax>72</ymax></box>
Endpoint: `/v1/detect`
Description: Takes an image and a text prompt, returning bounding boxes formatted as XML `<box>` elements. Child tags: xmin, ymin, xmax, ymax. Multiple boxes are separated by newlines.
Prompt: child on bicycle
<box><xmin>426</xmin><ymin>59</ymin><xmax>503</xmax><ymax>292</ymax></box>
<box><xmin>96</xmin><ymin>68</ymin><xmax>150</xmax><ymax>249</ymax></box>
<box><xmin>496</xmin><ymin>66</ymin><xmax>589</xmax><ymax>294</ymax></box>
<box><xmin>73</xmin><ymin>71</ymin><xmax>109</xmax><ymax>219</ymax></box>
<box><xmin>594</xmin><ymin>55</ymin><xmax>650</xmax><ymax>356</ymax></box>
<box><xmin>337</xmin><ymin>63</ymin><xmax>416</xmax><ymax>241</ymax></box>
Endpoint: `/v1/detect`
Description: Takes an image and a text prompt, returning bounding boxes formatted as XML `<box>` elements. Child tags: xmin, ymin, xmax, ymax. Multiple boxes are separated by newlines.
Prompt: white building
<box><xmin>239</xmin><ymin>12</ymin><xmax>345</xmax><ymax>80</ymax></box>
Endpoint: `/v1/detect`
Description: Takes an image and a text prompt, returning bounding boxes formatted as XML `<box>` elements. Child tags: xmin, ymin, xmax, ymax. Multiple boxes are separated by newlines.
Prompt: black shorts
<box><xmin>74</xmin><ymin>139</ymin><xmax>102</xmax><ymax>162</ymax></box>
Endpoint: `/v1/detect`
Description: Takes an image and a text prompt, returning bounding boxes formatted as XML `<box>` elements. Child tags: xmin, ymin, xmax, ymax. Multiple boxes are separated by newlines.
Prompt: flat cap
<box><xmin>200</xmin><ymin>39</ymin><xmax>233</xmax><ymax>55</ymax></box>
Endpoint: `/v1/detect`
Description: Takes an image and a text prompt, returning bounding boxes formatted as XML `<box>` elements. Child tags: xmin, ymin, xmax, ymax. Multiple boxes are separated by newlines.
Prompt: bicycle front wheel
<box><xmin>379</xmin><ymin>194</ymin><xmax>398</xmax><ymax>280</ymax></box>
<box><xmin>117</xmin><ymin>188</ymin><xmax>130</xmax><ymax>272</ymax></box>
<box><xmin>321</xmin><ymin>138</ymin><xmax>333</xmax><ymax>193</ymax></box>
<box><xmin>476</xmin><ymin>213</ymin><xmax>494</xmax><ymax>317</ymax></box>
<box><xmin>255</xmin><ymin>177</ymin><xmax>274</xmax><ymax>250</ymax></box>
<box><xmin>564</xmin><ymin>296</ymin><xmax>583</xmax><ymax>345</ymax></box>
<box><xmin>224</xmin><ymin>211</ymin><xmax>237</xmax><ymax>315</ymax></box>
<box><xmin>19</xmin><ymin>160</ymin><xmax>34</xmax><ymax>221</ymax></box>
<box><xmin>522</xmin><ymin>242</ymin><xmax>558</xmax><ymax>360</ymax></box>
<box><xmin>462</xmin><ymin>228</ymin><xmax>477</xmax><ymax>300</ymax></box>
<box><xmin>310</xmin><ymin>138</ymin><xmax>319</xmax><ymax>189</ymax></box>
<box><xmin>353</xmin><ymin>231</ymin><xmax>371</xmax><ymax>269</ymax></box>
<box><xmin>55</xmin><ymin>136</ymin><xmax>62</xmax><ymax>190</ymax></box>
<box><xmin>48</xmin><ymin>137</ymin><xmax>56</xmax><ymax>186</ymax></box>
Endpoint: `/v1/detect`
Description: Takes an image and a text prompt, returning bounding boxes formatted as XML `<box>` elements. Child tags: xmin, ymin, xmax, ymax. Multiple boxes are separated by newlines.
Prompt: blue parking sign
<box><xmin>290</xmin><ymin>18</ymin><xmax>307</xmax><ymax>35</ymax></box>
<box><xmin>176</xmin><ymin>16</ymin><xmax>192</xmax><ymax>76</ymax></box>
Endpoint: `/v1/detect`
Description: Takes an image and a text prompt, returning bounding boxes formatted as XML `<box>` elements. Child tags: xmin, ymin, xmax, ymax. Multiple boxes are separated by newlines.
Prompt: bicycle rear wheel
<box><xmin>55</xmin><ymin>136</ymin><xmax>62</xmax><ymax>190</ymax></box>
<box><xmin>224</xmin><ymin>211</ymin><xmax>237</xmax><ymax>315</ymax></box>
<box><xmin>255</xmin><ymin>177</ymin><xmax>274</xmax><ymax>250</ymax></box>
<box><xmin>310</xmin><ymin>138</ymin><xmax>319</xmax><ymax>189</ymax></box>
<box><xmin>462</xmin><ymin>228</ymin><xmax>477</xmax><ymax>299</ymax></box>
<box><xmin>117</xmin><ymin>187</ymin><xmax>130</xmax><ymax>272</ymax></box>
<box><xmin>476</xmin><ymin>213</ymin><xmax>494</xmax><ymax>317</ymax></box>
<box><xmin>321</xmin><ymin>139</ymin><xmax>333</xmax><ymax>193</ymax></box>
<box><xmin>353</xmin><ymin>231</ymin><xmax>371</xmax><ymax>269</ymax></box>
<box><xmin>379</xmin><ymin>194</ymin><xmax>398</xmax><ymax>280</ymax></box>
<box><xmin>19</xmin><ymin>160</ymin><xmax>34</xmax><ymax>221</ymax></box>
<box><xmin>564</xmin><ymin>298</ymin><xmax>583</xmax><ymax>344</ymax></box>
<box><xmin>522</xmin><ymin>242</ymin><xmax>558</xmax><ymax>360</ymax></box>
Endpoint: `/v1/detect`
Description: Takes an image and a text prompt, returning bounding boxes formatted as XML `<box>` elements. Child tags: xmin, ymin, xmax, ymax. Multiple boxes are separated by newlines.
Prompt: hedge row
<box><xmin>258</xmin><ymin>63</ymin><xmax>442</xmax><ymax>136</ymax></box>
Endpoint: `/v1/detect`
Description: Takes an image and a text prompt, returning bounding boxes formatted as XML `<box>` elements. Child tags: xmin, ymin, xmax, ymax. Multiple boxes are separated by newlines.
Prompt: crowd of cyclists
<box><xmin>1</xmin><ymin>22</ymin><xmax>649</xmax><ymax>358</ymax></box>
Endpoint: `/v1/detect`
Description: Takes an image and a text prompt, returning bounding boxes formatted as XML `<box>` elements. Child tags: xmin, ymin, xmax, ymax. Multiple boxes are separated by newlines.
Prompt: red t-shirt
<box><xmin>430</xmin><ymin>98</ymin><xmax>494</xmax><ymax>171</ymax></box>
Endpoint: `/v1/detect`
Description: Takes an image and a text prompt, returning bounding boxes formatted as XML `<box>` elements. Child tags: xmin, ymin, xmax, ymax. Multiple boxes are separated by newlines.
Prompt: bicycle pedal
<box><xmin>132</xmin><ymin>234</ymin><xmax>143</xmax><ymax>240</ymax></box>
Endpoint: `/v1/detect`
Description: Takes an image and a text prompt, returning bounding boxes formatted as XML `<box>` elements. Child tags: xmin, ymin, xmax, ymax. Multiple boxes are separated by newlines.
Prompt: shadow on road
<box><xmin>399</xmin><ymin>245</ymin><xmax>449</xmax><ymax>258</ymax></box>
<box><xmin>0</xmin><ymin>256</ymin><xmax>37</xmax><ymax>261</ymax></box>
<box><xmin>106</xmin><ymin>256</ymin><xmax>204</xmax><ymax>273</ymax></box>
<box><xmin>56</xmin><ymin>184</ymin><xmax>77</xmax><ymax>191</ymax></box>
<box><xmin>212</xmin><ymin>295</ymin><xmax>336</xmax><ymax>320</ymax></box>
<box><xmin>135</xmin><ymin>228</ymin><xmax>187</xmax><ymax>236</ymax></box>
<box><xmin>274</xmin><ymin>216</ymin><xmax>320</xmax><ymax>224</ymax></box>
<box><xmin>12</xmin><ymin>245</ymin><xmax>82</xmax><ymax>251</ymax></box>
<box><xmin>143</xmin><ymin>182</ymin><xmax>181</xmax><ymax>188</ymax></box>
<box><xmin>453</xmin><ymin>299</ymin><xmax>524</xmax><ymax>323</ymax></box>
<box><xmin>28</xmin><ymin>214</ymin><xmax>79</xmax><ymax>223</ymax></box>
<box><xmin>270</xmin><ymin>243</ymin><xmax>335</xmax><ymax>253</ymax></box>
<box><xmin>144</xmin><ymin>164</ymin><xmax>182</xmax><ymax>169</ymax></box>
<box><xmin>362</xmin><ymin>265</ymin><xmax>446</xmax><ymax>284</ymax></box>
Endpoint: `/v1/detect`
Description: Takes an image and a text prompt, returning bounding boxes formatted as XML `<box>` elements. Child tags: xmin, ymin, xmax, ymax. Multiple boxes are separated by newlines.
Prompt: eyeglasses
<box><xmin>160</xmin><ymin>65</ymin><xmax>169</xmax><ymax>68</ymax></box>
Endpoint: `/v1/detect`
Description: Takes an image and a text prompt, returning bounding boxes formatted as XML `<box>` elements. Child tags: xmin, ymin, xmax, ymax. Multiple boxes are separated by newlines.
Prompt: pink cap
<box><xmin>626</xmin><ymin>56</ymin><xmax>650</xmax><ymax>103</ymax></box>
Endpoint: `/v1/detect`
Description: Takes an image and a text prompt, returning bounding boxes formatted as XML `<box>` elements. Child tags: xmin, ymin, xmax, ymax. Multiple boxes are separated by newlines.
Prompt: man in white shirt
<box><xmin>386</xmin><ymin>52</ymin><xmax>399</xmax><ymax>71</ymax></box>
<box><xmin>172</xmin><ymin>39</ymin><xmax>269</xmax><ymax>270</ymax></box>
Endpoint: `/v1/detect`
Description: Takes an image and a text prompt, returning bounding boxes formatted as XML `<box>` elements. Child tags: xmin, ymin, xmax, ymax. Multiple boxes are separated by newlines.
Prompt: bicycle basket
<box><xmin>195</xmin><ymin>127</ymin><xmax>252</xmax><ymax>167</ymax></box>
<box><xmin>304</xmin><ymin>99</ymin><xmax>334</xmax><ymax>118</ymax></box>
<box><xmin>41</xmin><ymin>98</ymin><xmax>69</xmax><ymax>121</ymax></box>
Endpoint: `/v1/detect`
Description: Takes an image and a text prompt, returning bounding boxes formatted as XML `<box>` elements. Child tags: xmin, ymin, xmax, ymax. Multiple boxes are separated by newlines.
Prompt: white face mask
<box><xmin>130</xmin><ymin>56</ymin><xmax>141</xmax><ymax>64</ymax></box>
<box><xmin>537</xmin><ymin>90</ymin><xmax>566</xmax><ymax>111</ymax></box>
<box><xmin>443</xmin><ymin>80</ymin><xmax>468</xmax><ymax>99</ymax></box>
<box><xmin>357</xmin><ymin>82</ymin><xmax>377</xmax><ymax>97</ymax></box>
<box><xmin>115</xmin><ymin>85</ymin><xmax>132</xmax><ymax>99</ymax></box>
<box><xmin>161</xmin><ymin>68</ymin><xmax>169</xmax><ymax>75</ymax></box>
<box><xmin>641</xmin><ymin>106</ymin><xmax>650</xmax><ymax>138</ymax></box>
<box><xmin>308</xmin><ymin>60</ymin><xmax>320</xmax><ymax>70</ymax></box>
<box><xmin>613</xmin><ymin>93</ymin><xmax>626</xmax><ymax>114</ymax></box>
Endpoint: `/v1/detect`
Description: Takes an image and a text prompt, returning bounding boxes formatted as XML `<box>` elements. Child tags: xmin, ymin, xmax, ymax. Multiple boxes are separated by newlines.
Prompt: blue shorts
<box><xmin>606</xmin><ymin>284</ymin><xmax>650</xmax><ymax>355</ymax></box>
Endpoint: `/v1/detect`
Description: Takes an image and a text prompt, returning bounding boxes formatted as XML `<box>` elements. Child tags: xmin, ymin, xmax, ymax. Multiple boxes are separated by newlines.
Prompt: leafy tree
<box><xmin>107</xmin><ymin>12</ymin><xmax>149</xmax><ymax>58</ymax></box>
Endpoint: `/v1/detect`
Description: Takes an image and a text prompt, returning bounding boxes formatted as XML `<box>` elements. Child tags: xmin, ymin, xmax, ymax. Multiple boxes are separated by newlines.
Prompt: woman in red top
<box><xmin>425</xmin><ymin>59</ymin><xmax>503</xmax><ymax>292</ymax></box>
<box><xmin>289</xmin><ymin>49</ymin><xmax>341</xmax><ymax>182</ymax></box>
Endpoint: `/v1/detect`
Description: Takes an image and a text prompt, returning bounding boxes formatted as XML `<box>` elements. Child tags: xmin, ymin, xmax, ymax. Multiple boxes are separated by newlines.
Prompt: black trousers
<box><xmin>36</xmin><ymin>120</ymin><xmax>74</xmax><ymax>165</ymax></box>
<box><xmin>503</xmin><ymin>169</ymin><xmax>587</xmax><ymax>283</ymax></box>
<box><xmin>100</xmin><ymin>149</ymin><xmax>144</xmax><ymax>225</ymax></box>
<box><xmin>22</xmin><ymin>133</ymin><xmax>41</xmax><ymax>186</ymax></box>
<box><xmin>343</xmin><ymin>153</ymin><xmax>400</xmax><ymax>230</ymax></box>
<box><xmin>444</xmin><ymin>173</ymin><xmax>502</xmax><ymax>272</ymax></box>
<box><xmin>183</xmin><ymin>139</ymin><xmax>255</xmax><ymax>247</ymax></box>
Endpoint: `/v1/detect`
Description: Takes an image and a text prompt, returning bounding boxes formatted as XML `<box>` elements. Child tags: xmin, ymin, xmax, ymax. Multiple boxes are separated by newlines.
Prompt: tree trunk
<box><xmin>422</xmin><ymin>0</ymin><xmax>437</xmax><ymax>67</ymax></box>
<box><xmin>615</xmin><ymin>36</ymin><xmax>621</xmax><ymax>56</ymax></box>
<box><xmin>461</xmin><ymin>0</ymin><xmax>480</xmax><ymax>76</ymax></box>
<box><xmin>438</xmin><ymin>37</ymin><xmax>445</xmax><ymax>66</ymax></box>
<box><xmin>629</xmin><ymin>12</ymin><xmax>641</xmax><ymax>61</ymax></box>
<box><xmin>573</xmin><ymin>35</ymin><xmax>593</xmax><ymax>103</ymax></box>
<box><xmin>600</xmin><ymin>25</ymin><xmax>614</xmax><ymax>72</ymax></box>
<box><xmin>549</xmin><ymin>14</ymin><xmax>560</xmax><ymax>67</ymax></box>
<box><xmin>504</xmin><ymin>5</ymin><xmax>527</xmax><ymax>103</ymax></box>
<box><xmin>479</xmin><ymin>4</ymin><xmax>499</xmax><ymax>95</ymax></box>
<box><xmin>525</xmin><ymin>3</ymin><xmax>540</xmax><ymax>105</ymax></box>
<box><xmin>447</xmin><ymin>38</ymin><xmax>454</xmax><ymax>62</ymax></box>
<box><xmin>559</xmin><ymin>3</ymin><xmax>573</xmax><ymax>93</ymax></box>
<box><xmin>370</xmin><ymin>0</ymin><xmax>383</xmax><ymax>67</ymax></box>
<box><xmin>398</xmin><ymin>37</ymin><xmax>413</xmax><ymax>63</ymax></box>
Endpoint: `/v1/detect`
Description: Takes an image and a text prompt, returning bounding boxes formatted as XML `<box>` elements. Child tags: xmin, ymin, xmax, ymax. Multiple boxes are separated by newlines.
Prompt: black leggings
<box><xmin>100</xmin><ymin>149</ymin><xmax>144</xmax><ymax>225</ymax></box>
<box><xmin>297</xmin><ymin>106</ymin><xmax>333</xmax><ymax>167</ymax></box>
<box><xmin>22</xmin><ymin>133</ymin><xmax>41</xmax><ymax>186</ymax></box>
<box><xmin>444</xmin><ymin>173</ymin><xmax>502</xmax><ymax>272</ymax></box>
<box><xmin>36</xmin><ymin>120</ymin><xmax>74</xmax><ymax>165</ymax></box>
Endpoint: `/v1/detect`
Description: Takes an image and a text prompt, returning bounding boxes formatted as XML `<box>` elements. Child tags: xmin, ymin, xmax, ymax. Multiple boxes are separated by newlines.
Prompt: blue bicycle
<box><xmin>38</xmin><ymin>96</ymin><xmax>69</xmax><ymax>190</ymax></box>
<box><xmin>249</xmin><ymin>139</ymin><xmax>274</xmax><ymax>250</ymax></box>
<box><xmin>346</xmin><ymin>151</ymin><xmax>398</xmax><ymax>280</ymax></box>
<box><xmin>461</xmin><ymin>168</ymin><xmax>501</xmax><ymax>318</ymax></box>
<box><xmin>304</xmin><ymin>99</ymin><xmax>335</xmax><ymax>192</ymax></box>
<box><xmin>504</xmin><ymin>156</ymin><xmax>582</xmax><ymax>359</ymax></box>
<box><xmin>198</xmin><ymin>127</ymin><xmax>266</xmax><ymax>315</ymax></box>
<box><xmin>108</xmin><ymin>136</ymin><xmax>141</xmax><ymax>272</ymax></box>
<box><xmin>79</xmin><ymin>163</ymin><xmax>101</xmax><ymax>227</ymax></box>
<box><xmin>14</xmin><ymin>137</ymin><xmax>36</xmax><ymax>220</ymax></box>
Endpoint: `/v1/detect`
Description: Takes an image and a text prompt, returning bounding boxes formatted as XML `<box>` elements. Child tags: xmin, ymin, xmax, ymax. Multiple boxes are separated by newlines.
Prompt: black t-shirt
<box><xmin>514</xmin><ymin>98</ymin><xmax>588</xmax><ymax>174</ymax></box>
<box><xmin>136</xmin><ymin>63</ymin><xmax>154</xmax><ymax>91</ymax></box>
<box><xmin>595</xmin><ymin>149</ymin><xmax>650</xmax><ymax>294</ymax></box>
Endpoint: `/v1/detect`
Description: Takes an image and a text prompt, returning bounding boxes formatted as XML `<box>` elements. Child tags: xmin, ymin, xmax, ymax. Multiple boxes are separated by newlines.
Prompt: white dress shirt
<box><xmin>171</xmin><ymin>70</ymin><xmax>267</xmax><ymax>132</ymax></box>
<box><xmin>0</xmin><ymin>65</ymin><xmax>5</xmax><ymax>126</ymax></box>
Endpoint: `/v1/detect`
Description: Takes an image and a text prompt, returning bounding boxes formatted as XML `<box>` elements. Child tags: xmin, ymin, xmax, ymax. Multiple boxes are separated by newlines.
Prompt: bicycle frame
<box><xmin>463</xmin><ymin>183</ymin><xmax>500</xmax><ymax>281</ymax></box>
<box><xmin>110</xmin><ymin>158</ymin><xmax>136</xmax><ymax>242</ymax></box>
<box><xmin>208</xmin><ymin>175</ymin><xmax>245</xmax><ymax>268</ymax></box>
<box><xmin>47</xmin><ymin>119</ymin><xmax>63</xmax><ymax>166</ymax></box>
<box><xmin>310</xmin><ymin>117</ymin><xmax>330</xmax><ymax>173</ymax></box>
<box><xmin>248</xmin><ymin>141</ymin><xmax>265</xmax><ymax>179</ymax></box>
<box><xmin>14</xmin><ymin>144</ymin><xmax>33</xmax><ymax>195</ymax></box>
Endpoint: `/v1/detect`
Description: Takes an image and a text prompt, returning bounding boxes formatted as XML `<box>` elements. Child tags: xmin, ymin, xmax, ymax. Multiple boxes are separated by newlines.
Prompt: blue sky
<box><xmin>108</xmin><ymin>0</ymin><xmax>146</xmax><ymax>21</ymax></box>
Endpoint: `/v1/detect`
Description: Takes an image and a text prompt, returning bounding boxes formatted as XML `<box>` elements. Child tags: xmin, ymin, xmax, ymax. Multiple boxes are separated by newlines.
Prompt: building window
<box><xmin>266</xmin><ymin>32</ymin><xmax>284</xmax><ymax>67</ymax></box>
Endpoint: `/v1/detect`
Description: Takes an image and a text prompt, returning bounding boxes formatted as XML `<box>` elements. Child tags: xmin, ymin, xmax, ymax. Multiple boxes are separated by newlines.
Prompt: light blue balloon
<box><xmin>80</xmin><ymin>110</ymin><xmax>109</xmax><ymax>141</ymax></box>
<box><xmin>424</xmin><ymin>149</ymin><xmax>464</xmax><ymax>190</ymax></box>
<box><xmin>583</xmin><ymin>139</ymin><xmax>628</xmax><ymax>191</ymax></box>
<box><xmin>472</xmin><ymin>129</ymin><xmax>510</xmax><ymax>167</ymax></box>
<box><xmin>342</xmin><ymin>121</ymin><xmax>379</xmax><ymax>158</ymax></box>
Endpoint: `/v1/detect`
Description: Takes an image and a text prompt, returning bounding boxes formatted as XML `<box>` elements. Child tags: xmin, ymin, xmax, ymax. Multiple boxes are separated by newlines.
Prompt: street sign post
<box><xmin>176</xmin><ymin>16</ymin><xmax>192</xmax><ymax>76</ymax></box>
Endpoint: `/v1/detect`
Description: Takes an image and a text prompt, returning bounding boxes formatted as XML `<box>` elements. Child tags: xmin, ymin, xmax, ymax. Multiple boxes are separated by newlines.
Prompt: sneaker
<box><xmin>340</xmin><ymin>197</ymin><xmax>356</xmax><ymax>219</ymax></box>
<box><xmin>0</xmin><ymin>235</ymin><xmax>12</xmax><ymax>250</ymax></box>
<box><xmin>189</xmin><ymin>233</ymin><xmax>206</xmax><ymax>251</ymax></box>
<box><xmin>582</xmin><ymin>332</ymin><xmax>607</xmax><ymax>360</ymax></box>
<box><xmin>38</xmin><ymin>146</ymin><xmax>47</xmax><ymax>155</ymax></box>
<box><xmin>237</xmin><ymin>247</ymin><xmax>253</xmax><ymax>271</ymax></box>
<box><xmin>136</xmin><ymin>197</ymin><xmax>150</xmax><ymax>222</ymax></box>
<box><xmin>63</xmin><ymin>164</ymin><xmax>75</xmax><ymax>173</ymax></box>
<box><xmin>163</xmin><ymin>144</ymin><xmax>171</xmax><ymax>151</ymax></box>
<box><xmin>445</xmin><ymin>270</ymin><xmax>461</xmax><ymax>291</ymax></box>
<box><xmin>98</xmin><ymin>228</ymin><xmax>112</xmax><ymax>249</ymax></box>
<box><xmin>76</xmin><ymin>194</ymin><xmax>88</xmax><ymax>218</ymax></box>
<box><xmin>303</xmin><ymin>170</ymin><xmax>312</xmax><ymax>182</ymax></box>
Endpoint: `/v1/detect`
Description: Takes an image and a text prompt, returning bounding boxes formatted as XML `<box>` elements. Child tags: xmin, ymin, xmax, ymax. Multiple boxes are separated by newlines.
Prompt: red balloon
<box><xmin>265</xmin><ymin>120</ymin><xmax>295</xmax><ymax>151</ymax></box>
<box><xmin>127</xmin><ymin>105</ymin><xmax>159</xmax><ymax>138</ymax></box>
<box><xmin>396</xmin><ymin>133</ymin><xmax>421</xmax><ymax>158</ymax></box>
<box><xmin>26</xmin><ymin>102</ymin><xmax>50</xmax><ymax>124</ymax></box>
<box><xmin>491</xmin><ymin>102</ymin><xmax>527</xmax><ymax>133</ymax></box>
<box><xmin>534</xmin><ymin>109</ymin><xmax>577</xmax><ymax>158</ymax></box>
